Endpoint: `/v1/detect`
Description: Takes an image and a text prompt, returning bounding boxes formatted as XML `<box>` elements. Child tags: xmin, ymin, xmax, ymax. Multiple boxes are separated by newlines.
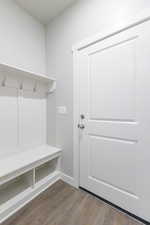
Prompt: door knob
<box><xmin>78</xmin><ymin>124</ymin><xmax>85</xmax><ymax>129</ymax></box>
<box><xmin>80</xmin><ymin>114</ymin><xmax>85</xmax><ymax>119</ymax></box>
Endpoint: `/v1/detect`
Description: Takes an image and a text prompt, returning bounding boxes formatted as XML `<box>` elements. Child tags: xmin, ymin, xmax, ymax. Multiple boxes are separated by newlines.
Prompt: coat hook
<box><xmin>2</xmin><ymin>77</ymin><xmax>6</xmax><ymax>87</ymax></box>
<box><xmin>33</xmin><ymin>81</ymin><xmax>37</xmax><ymax>92</ymax></box>
<box><xmin>20</xmin><ymin>83</ymin><xmax>23</xmax><ymax>90</ymax></box>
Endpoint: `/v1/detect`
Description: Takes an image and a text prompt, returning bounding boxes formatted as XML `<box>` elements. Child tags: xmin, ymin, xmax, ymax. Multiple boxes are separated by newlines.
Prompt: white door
<box><xmin>78</xmin><ymin>20</ymin><xmax>150</xmax><ymax>221</ymax></box>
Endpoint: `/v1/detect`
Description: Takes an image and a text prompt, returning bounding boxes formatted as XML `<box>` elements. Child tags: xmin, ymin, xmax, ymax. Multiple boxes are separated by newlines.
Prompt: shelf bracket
<box><xmin>47</xmin><ymin>80</ymin><xmax>56</xmax><ymax>94</ymax></box>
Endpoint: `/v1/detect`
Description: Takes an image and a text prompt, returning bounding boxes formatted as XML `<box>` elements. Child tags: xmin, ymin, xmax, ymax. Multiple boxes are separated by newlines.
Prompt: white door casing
<box><xmin>74</xmin><ymin>18</ymin><xmax>150</xmax><ymax>221</ymax></box>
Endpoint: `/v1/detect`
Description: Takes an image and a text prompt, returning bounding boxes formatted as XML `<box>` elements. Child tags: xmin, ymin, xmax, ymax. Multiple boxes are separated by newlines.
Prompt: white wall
<box><xmin>0</xmin><ymin>0</ymin><xmax>47</xmax><ymax>158</ymax></box>
<box><xmin>0</xmin><ymin>0</ymin><xmax>46</xmax><ymax>74</ymax></box>
<box><xmin>46</xmin><ymin>0</ymin><xmax>150</xmax><ymax>177</ymax></box>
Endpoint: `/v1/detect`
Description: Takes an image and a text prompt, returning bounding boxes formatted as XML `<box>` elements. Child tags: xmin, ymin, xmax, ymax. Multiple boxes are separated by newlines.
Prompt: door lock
<box><xmin>78</xmin><ymin>124</ymin><xmax>85</xmax><ymax>129</ymax></box>
<box><xmin>80</xmin><ymin>114</ymin><xmax>85</xmax><ymax>119</ymax></box>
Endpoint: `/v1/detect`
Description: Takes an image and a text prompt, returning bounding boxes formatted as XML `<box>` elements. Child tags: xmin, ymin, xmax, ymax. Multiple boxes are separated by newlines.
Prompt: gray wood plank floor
<box><xmin>2</xmin><ymin>180</ymin><xmax>144</xmax><ymax>225</ymax></box>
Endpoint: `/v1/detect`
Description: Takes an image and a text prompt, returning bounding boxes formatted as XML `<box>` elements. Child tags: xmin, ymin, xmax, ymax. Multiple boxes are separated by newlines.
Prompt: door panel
<box><xmin>79</xmin><ymin>20</ymin><xmax>150</xmax><ymax>221</ymax></box>
<box><xmin>89</xmin><ymin>136</ymin><xmax>136</xmax><ymax>194</ymax></box>
<box><xmin>89</xmin><ymin>38</ymin><xmax>137</xmax><ymax>121</ymax></box>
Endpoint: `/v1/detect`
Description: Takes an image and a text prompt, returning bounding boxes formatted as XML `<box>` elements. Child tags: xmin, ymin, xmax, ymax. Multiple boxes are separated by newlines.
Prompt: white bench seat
<box><xmin>0</xmin><ymin>145</ymin><xmax>61</xmax><ymax>185</ymax></box>
<box><xmin>0</xmin><ymin>145</ymin><xmax>62</xmax><ymax>223</ymax></box>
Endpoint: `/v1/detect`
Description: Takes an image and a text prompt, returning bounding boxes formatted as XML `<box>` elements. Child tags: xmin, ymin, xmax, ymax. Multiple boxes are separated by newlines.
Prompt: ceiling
<box><xmin>15</xmin><ymin>0</ymin><xmax>77</xmax><ymax>24</ymax></box>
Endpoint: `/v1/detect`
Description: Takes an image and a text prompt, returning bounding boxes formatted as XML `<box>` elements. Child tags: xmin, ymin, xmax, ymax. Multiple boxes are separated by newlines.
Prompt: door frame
<box><xmin>72</xmin><ymin>9</ymin><xmax>150</xmax><ymax>188</ymax></box>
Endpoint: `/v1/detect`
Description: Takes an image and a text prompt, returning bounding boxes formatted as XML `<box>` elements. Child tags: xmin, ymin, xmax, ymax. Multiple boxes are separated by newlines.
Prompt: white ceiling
<box><xmin>15</xmin><ymin>0</ymin><xmax>77</xmax><ymax>24</ymax></box>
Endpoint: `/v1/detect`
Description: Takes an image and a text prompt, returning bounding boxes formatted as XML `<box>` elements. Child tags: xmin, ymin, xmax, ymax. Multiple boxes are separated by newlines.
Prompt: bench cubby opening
<box><xmin>0</xmin><ymin>171</ymin><xmax>33</xmax><ymax>209</ymax></box>
<box><xmin>0</xmin><ymin>146</ymin><xmax>61</xmax><ymax>223</ymax></box>
<box><xmin>35</xmin><ymin>158</ymin><xmax>60</xmax><ymax>184</ymax></box>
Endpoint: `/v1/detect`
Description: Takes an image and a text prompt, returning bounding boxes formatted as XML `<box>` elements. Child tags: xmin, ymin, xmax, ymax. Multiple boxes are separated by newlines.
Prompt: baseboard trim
<box><xmin>61</xmin><ymin>173</ymin><xmax>76</xmax><ymax>187</ymax></box>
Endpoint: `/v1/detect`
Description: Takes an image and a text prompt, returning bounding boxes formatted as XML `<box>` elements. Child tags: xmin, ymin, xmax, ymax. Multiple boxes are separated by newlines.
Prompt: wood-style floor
<box><xmin>3</xmin><ymin>180</ymin><xmax>144</xmax><ymax>225</ymax></box>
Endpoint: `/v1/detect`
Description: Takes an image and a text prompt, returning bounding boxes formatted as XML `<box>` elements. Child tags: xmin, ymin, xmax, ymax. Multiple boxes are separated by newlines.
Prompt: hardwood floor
<box><xmin>2</xmin><ymin>180</ymin><xmax>144</xmax><ymax>225</ymax></box>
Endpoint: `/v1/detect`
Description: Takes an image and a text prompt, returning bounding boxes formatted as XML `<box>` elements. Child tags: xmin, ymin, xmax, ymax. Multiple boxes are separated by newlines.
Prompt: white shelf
<box><xmin>35</xmin><ymin>159</ymin><xmax>58</xmax><ymax>183</ymax></box>
<box><xmin>0</xmin><ymin>145</ymin><xmax>61</xmax><ymax>185</ymax></box>
<box><xmin>0</xmin><ymin>145</ymin><xmax>61</xmax><ymax>223</ymax></box>
<box><xmin>0</xmin><ymin>171</ymin><xmax>60</xmax><ymax>223</ymax></box>
<box><xmin>0</xmin><ymin>62</ymin><xmax>55</xmax><ymax>84</ymax></box>
<box><xmin>0</xmin><ymin>174</ymin><xmax>31</xmax><ymax>206</ymax></box>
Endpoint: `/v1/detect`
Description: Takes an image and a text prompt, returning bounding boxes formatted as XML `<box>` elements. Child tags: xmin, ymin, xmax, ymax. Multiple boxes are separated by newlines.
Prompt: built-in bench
<box><xmin>0</xmin><ymin>145</ymin><xmax>62</xmax><ymax>223</ymax></box>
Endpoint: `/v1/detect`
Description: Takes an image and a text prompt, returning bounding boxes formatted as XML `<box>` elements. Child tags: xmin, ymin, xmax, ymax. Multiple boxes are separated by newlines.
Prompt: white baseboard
<box><xmin>61</xmin><ymin>173</ymin><xmax>76</xmax><ymax>187</ymax></box>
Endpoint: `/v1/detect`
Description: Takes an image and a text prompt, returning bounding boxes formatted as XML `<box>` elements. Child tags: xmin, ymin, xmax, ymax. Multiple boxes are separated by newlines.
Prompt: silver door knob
<box><xmin>78</xmin><ymin>124</ymin><xmax>85</xmax><ymax>129</ymax></box>
<box><xmin>80</xmin><ymin>114</ymin><xmax>85</xmax><ymax>119</ymax></box>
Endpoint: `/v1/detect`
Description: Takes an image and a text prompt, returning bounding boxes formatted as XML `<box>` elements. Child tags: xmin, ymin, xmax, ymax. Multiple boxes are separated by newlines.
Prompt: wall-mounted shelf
<box><xmin>0</xmin><ymin>62</ymin><xmax>56</xmax><ymax>94</ymax></box>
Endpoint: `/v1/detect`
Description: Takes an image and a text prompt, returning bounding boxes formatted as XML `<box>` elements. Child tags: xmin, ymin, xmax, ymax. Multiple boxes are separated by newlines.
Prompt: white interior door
<box><xmin>78</xmin><ymin>20</ymin><xmax>150</xmax><ymax>221</ymax></box>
